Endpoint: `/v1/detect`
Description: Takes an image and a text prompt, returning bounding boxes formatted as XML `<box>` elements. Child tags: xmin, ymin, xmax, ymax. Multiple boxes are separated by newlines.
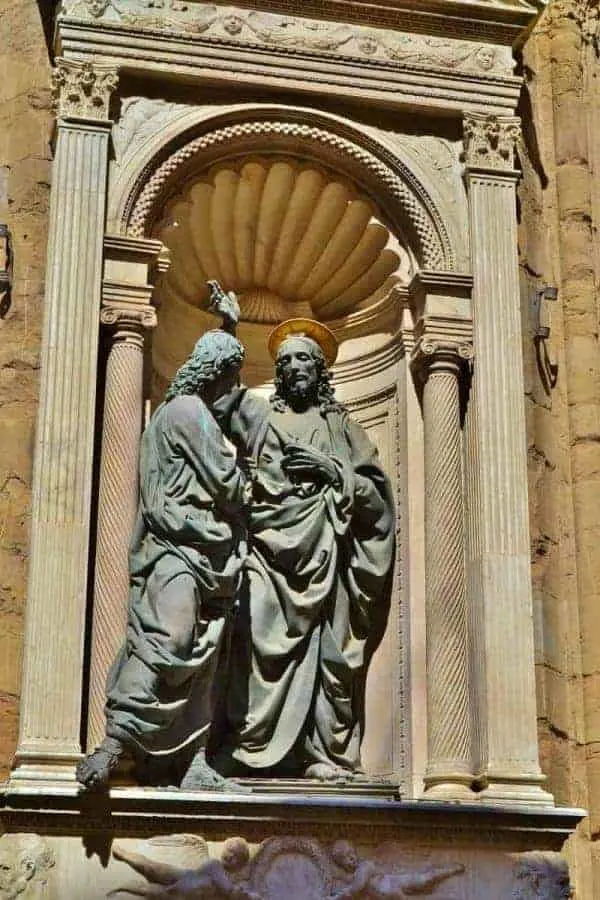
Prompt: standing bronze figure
<box><xmin>213</xmin><ymin>317</ymin><xmax>396</xmax><ymax>780</ymax></box>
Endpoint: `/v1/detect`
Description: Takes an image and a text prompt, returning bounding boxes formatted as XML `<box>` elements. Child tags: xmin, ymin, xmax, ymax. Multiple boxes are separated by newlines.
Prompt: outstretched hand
<box><xmin>282</xmin><ymin>442</ymin><xmax>339</xmax><ymax>487</ymax></box>
<box><xmin>207</xmin><ymin>280</ymin><xmax>240</xmax><ymax>333</ymax></box>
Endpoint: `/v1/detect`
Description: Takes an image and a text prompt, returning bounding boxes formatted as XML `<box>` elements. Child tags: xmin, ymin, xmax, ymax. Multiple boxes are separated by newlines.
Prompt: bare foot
<box><xmin>180</xmin><ymin>749</ymin><xmax>251</xmax><ymax>793</ymax></box>
<box><xmin>76</xmin><ymin>737</ymin><xmax>123</xmax><ymax>790</ymax></box>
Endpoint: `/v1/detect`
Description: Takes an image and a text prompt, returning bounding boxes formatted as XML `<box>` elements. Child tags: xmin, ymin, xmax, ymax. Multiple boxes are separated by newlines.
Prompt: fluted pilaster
<box><xmin>463</xmin><ymin>114</ymin><xmax>553</xmax><ymax>805</ymax></box>
<box><xmin>11</xmin><ymin>59</ymin><xmax>118</xmax><ymax>786</ymax></box>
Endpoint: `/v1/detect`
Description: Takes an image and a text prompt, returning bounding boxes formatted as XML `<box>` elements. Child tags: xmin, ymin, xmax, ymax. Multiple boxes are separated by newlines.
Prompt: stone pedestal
<box><xmin>10</xmin><ymin>60</ymin><xmax>118</xmax><ymax>787</ymax></box>
<box><xmin>0</xmin><ymin>788</ymin><xmax>584</xmax><ymax>899</ymax></box>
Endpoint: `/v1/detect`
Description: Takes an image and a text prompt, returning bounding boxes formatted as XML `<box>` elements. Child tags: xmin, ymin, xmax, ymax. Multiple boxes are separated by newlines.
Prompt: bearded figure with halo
<box><xmin>212</xmin><ymin>309</ymin><xmax>396</xmax><ymax>781</ymax></box>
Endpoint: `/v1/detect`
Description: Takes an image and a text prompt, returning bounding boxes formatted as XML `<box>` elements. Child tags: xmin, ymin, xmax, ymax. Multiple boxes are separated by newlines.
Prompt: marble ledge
<box><xmin>0</xmin><ymin>782</ymin><xmax>585</xmax><ymax>848</ymax></box>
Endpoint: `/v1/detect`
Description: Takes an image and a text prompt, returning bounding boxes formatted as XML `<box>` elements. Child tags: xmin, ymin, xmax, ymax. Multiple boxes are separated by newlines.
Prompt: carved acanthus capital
<box><xmin>463</xmin><ymin>113</ymin><xmax>521</xmax><ymax>171</ymax></box>
<box><xmin>100</xmin><ymin>303</ymin><xmax>157</xmax><ymax>337</ymax></box>
<box><xmin>52</xmin><ymin>58</ymin><xmax>118</xmax><ymax>122</ymax></box>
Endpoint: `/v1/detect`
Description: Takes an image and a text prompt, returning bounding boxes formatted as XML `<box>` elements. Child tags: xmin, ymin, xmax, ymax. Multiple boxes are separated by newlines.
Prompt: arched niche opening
<box><xmin>89</xmin><ymin>108</ymin><xmax>457</xmax><ymax>791</ymax></box>
<box><xmin>144</xmin><ymin>150</ymin><xmax>418</xmax><ymax>786</ymax></box>
<box><xmin>150</xmin><ymin>153</ymin><xmax>413</xmax><ymax>397</ymax></box>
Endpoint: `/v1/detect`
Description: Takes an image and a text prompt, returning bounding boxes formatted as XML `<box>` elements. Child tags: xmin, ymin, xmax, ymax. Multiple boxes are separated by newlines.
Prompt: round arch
<box><xmin>115</xmin><ymin>104</ymin><xmax>459</xmax><ymax>272</ymax></box>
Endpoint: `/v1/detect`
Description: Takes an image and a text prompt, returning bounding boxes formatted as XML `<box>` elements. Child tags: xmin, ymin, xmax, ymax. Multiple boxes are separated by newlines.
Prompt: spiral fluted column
<box><xmin>86</xmin><ymin>307</ymin><xmax>156</xmax><ymax>750</ymax></box>
<box><xmin>417</xmin><ymin>341</ymin><xmax>475</xmax><ymax>799</ymax></box>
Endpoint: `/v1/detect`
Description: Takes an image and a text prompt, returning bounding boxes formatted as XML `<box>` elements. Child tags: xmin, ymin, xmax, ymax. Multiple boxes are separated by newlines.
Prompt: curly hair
<box><xmin>166</xmin><ymin>330</ymin><xmax>245</xmax><ymax>401</ymax></box>
<box><xmin>270</xmin><ymin>338</ymin><xmax>343</xmax><ymax>413</ymax></box>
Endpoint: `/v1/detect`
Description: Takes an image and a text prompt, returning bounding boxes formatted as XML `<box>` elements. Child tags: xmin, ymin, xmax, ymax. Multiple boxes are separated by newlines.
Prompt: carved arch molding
<box><xmin>119</xmin><ymin>107</ymin><xmax>458</xmax><ymax>273</ymax></box>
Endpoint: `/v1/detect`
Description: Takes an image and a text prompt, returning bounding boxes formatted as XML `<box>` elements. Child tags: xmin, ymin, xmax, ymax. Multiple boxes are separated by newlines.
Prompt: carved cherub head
<box><xmin>221</xmin><ymin>838</ymin><xmax>251</xmax><ymax>872</ymax></box>
<box><xmin>330</xmin><ymin>840</ymin><xmax>359</xmax><ymax>874</ymax></box>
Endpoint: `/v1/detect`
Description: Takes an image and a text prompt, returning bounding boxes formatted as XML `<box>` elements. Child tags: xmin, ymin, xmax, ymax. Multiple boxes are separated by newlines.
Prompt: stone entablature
<box><xmin>54</xmin><ymin>0</ymin><xmax>525</xmax><ymax>116</ymax></box>
<box><xmin>59</xmin><ymin>0</ymin><xmax>515</xmax><ymax>76</ymax></box>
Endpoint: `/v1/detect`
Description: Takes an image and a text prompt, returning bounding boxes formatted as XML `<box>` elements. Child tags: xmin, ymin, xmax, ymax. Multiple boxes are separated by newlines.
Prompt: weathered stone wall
<box><xmin>0</xmin><ymin>0</ymin><xmax>52</xmax><ymax>778</ymax></box>
<box><xmin>519</xmin><ymin>1</ymin><xmax>600</xmax><ymax>895</ymax></box>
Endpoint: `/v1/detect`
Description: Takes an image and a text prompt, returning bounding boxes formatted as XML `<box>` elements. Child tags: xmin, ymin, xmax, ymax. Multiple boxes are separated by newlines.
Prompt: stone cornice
<box><xmin>0</xmin><ymin>784</ymin><xmax>585</xmax><ymax>846</ymax></box>
<box><xmin>55</xmin><ymin>9</ymin><xmax>524</xmax><ymax>117</ymax></box>
<box><xmin>56</xmin><ymin>20</ymin><xmax>524</xmax><ymax>117</ymax></box>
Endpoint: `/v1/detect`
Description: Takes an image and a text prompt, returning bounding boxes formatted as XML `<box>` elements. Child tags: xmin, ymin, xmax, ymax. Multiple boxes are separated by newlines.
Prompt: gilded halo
<box><xmin>268</xmin><ymin>318</ymin><xmax>338</xmax><ymax>367</ymax></box>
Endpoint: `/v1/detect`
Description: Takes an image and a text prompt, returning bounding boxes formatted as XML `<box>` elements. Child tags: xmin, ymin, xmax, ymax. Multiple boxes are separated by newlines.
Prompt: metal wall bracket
<box><xmin>532</xmin><ymin>285</ymin><xmax>558</xmax><ymax>340</ymax></box>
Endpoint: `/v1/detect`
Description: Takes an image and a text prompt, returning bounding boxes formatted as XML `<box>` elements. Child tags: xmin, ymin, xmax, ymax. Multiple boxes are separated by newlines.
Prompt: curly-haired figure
<box><xmin>77</xmin><ymin>327</ymin><xmax>249</xmax><ymax>792</ymax></box>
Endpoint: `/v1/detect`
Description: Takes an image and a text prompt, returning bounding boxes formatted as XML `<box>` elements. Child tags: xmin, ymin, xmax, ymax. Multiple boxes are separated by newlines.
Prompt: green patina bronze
<box><xmin>77</xmin><ymin>284</ymin><xmax>395</xmax><ymax>790</ymax></box>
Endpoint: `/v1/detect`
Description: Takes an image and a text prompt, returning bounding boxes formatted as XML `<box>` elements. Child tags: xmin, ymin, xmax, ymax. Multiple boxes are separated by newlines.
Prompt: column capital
<box><xmin>101</xmin><ymin>234</ymin><xmax>169</xmax><ymax>338</ymax></box>
<box><xmin>411</xmin><ymin>336</ymin><xmax>474</xmax><ymax>381</ymax></box>
<box><xmin>408</xmin><ymin>270</ymin><xmax>473</xmax><ymax>379</ymax></box>
<box><xmin>100</xmin><ymin>303</ymin><xmax>157</xmax><ymax>336</ymax></box>
<box><xmin>52</xmin><ymin>58</ymin><xmax>119</xmax><ymax>123</ymax></box>
<box><xmin>462</xmin><ymin>113</ymin><xmax>521</xmax><ymax>174</ymax></box>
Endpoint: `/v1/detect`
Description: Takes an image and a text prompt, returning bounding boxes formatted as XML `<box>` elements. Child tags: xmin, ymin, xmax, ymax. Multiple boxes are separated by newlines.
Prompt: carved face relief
<box><xmin>0</xmin><ymin>835</ymin><xmax>54</xmax><ymax>900</ymax></box>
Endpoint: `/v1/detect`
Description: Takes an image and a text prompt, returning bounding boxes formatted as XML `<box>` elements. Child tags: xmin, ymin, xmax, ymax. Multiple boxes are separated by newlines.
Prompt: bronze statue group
<box><xmin>77</xmin><ymin>282</ymin><xmax>396</xmax><ymax>793</ymax></box>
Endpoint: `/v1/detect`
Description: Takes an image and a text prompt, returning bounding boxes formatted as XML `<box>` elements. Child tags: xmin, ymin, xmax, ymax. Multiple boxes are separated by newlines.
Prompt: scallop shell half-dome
<box><xmin>154</xmin><ymin>157</ymin><xmax>411</xmax><ymax>323</ymax></box>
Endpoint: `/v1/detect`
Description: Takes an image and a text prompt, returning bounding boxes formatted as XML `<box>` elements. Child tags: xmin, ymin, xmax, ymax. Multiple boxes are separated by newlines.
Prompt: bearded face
<box><xmin>277</xmin><ymin>338</ymin><xmax>320</xmax><ymax>406</ymax></box>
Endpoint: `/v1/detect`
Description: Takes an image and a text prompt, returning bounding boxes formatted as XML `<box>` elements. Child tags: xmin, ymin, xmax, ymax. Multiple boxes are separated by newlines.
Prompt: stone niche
<box><xmin>0</xmin><ymin>0</ymin><xmax>585</xmax><ymax>895</ymax></box>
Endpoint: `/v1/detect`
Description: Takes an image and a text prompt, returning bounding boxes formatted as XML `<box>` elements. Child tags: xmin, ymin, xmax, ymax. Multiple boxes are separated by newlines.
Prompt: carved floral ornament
<box><xmin>52</xmin><ymin>58</ymin><xmax>118</xmax><ymax>121</ymax></box>
<box><xmin>58</xmin><ymin>0</ymin><xmax>511</xmax><ymax>76</ymax></box>
<box><xmin>462</xmin><ymin>113</ymin><xmax>521</xmax><ymax>171</ymax></box>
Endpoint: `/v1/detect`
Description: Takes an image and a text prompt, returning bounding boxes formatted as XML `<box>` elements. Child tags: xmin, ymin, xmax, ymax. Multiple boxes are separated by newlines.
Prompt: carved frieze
<box><xmin>58</xmin><ymin>0</ymin><xmax>512</xmax><ymax>76</ymax></box>
<box><xmin>463</xmin><ymin>113</ymin><xmax>521</xmax><ymax>171</ymax></box>
<box><xmin>52</xmin><ymin>58</ymin><xmax>118</xmax><ymax>121</ymax></box>
<box><xmin>110</xmin><ymin>836</ymin><xmax>467</xmax><ymax>899</ymax></box>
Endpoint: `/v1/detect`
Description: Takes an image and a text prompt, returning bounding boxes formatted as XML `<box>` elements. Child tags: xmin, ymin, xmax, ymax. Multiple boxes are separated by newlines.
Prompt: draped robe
<box><xmin>216</xmin><ymin>389</ymin><xmax>396</xmax><ymax>772</ymax></box>
<box><xmin>105</xmin><ymin>394</ymin><xmax>246</xmax><ymax>756</ymax></box>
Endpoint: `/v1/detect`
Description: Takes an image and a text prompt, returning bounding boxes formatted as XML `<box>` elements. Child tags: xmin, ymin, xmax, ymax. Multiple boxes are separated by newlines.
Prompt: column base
<box><xmin>477</xmin><ymin>773</ymin><xmax>555</xmax><ymax>807</ymax></box>
<box><xmin>423</xmin><ymin>771</ymin><xmax>476</xmax><ymax>801</ymax></box>
<box><xmin>8</xmin><ymin>749</ymin><xmax>82</xmax><ymax>796</ymax></box>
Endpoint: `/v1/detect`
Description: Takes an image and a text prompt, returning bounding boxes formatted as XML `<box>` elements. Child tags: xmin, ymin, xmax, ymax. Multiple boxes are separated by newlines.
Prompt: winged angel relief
<box><xmin>108</xmin><ymin>838</ymin><xmax>465</xmax><ymax>900</ymax></box>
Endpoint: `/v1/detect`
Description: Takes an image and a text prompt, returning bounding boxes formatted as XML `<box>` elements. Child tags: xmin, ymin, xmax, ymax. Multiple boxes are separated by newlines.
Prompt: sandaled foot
<box><xmin>76</xmin><ymin>737</ymin><xmax>124</xmax><ymax>790</ymax></box>
<box><xmin>180</xmin><ymin>750</ymin><xmax>250</xmax><ymax>793</ymax></box>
